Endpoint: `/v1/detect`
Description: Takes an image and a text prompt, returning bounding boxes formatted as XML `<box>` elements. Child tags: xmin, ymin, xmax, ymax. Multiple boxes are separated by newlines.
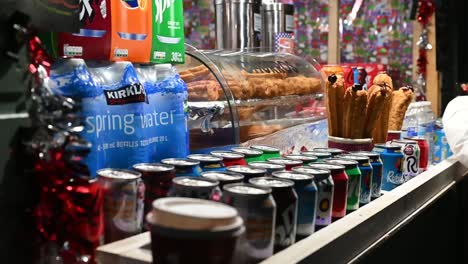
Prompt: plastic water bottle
<box><xmin>404</xmin><ymin>103</ymin><xmax>419</xmax><ymax>138</ymax></box>
<box><xmin>423</xmin><ymin>102</ymin><xmax>436</xmax><ymax>164</ymax></box>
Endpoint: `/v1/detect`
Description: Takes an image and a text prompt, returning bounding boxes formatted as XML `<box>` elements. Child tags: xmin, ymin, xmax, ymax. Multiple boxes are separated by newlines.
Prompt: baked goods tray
<box><xmin>190</xmin><ymin>93</ymin><xmax>324</xmax><ymax>107</ymax></box>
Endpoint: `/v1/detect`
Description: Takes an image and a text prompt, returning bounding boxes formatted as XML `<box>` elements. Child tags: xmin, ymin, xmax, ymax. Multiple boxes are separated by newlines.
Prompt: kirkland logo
<box><xmin>104</xmin><ymin>83</ymin><xmax>148</xmax><ymax>105</ymax></box>
<box><xmin>64</xmin><ymin>45</ymin><xmax>83</xmax><ymax>57</ymax></box>
<box><xmin>114</xmin><ymin>48</ymin><xmax>129</xmax><ymax>58</ymax></box>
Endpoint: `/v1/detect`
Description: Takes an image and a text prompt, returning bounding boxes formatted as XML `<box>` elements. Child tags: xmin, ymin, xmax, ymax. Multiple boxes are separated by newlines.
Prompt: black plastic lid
<box><xmin>307</xmin><ymin>163</ymin><xmax>345</xmax><ymax>174</ymax></box>
<box><xmin>291</xmin><ymin>166</ymin><xmax>330</xmax><ymax>181</ymax></box>
<box><xmin>324</xmin><ymin>158</ymin><xmax>358</xmax><ymax>170</ymax></box>
<box><xmin>335</xmin><ymin>155</ymin><xmax>370</xmax><ymax>166</ymax></box>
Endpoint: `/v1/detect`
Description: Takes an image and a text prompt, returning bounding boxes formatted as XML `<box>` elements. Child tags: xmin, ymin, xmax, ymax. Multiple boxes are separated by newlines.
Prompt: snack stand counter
<box><xmin>97</xmin><ymin>157</ymin><xmax>468</xmax><ymax>263</ymax></box>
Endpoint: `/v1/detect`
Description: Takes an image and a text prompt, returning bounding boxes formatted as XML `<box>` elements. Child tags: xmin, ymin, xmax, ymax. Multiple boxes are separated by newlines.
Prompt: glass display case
<box><xmin>178</xmin><ymin>44</ymin><xmax>327</xmax><ymax>152</ymax></box>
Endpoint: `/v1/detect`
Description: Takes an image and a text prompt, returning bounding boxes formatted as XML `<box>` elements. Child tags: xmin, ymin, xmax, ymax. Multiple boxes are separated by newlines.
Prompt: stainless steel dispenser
<box><xmin>261</xmin><ymin>2</ymin><xmax>294</xmax><ymax>51</ymax></box>
<box><xmin>215</xmin><ymin>0</ymin><xmax>256</xmax><ymax>49</ymax></box>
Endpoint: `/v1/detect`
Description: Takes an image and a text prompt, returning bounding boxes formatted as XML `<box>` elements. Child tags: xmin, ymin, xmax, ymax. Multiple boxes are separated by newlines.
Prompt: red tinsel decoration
<box><xmin>417</xmin><ymin>0</ymin><xmax>435</xmax><ymax>26</ymax></box>
<box><xmin>417</xmin><ymin>49</ymin><xmax>428</xmax><ymax>76</ymax></box>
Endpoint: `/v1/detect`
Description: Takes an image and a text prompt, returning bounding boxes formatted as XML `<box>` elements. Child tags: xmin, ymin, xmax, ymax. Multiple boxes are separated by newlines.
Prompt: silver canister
<box><xmin>215</xmin><ymin>0</ymin><xmax>256</xmax><ymax>49</ymax></box>
<box><xmin>261</xmin><ymin>3</ymin><xmax>294</xmax><ymax>51</ymax></box>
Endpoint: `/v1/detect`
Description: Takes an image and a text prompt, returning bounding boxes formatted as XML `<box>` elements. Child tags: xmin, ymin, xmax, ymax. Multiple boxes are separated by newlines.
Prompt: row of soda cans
<box><xmin>41</xmin><ymin>0</ymin><xmax>185</xmax><ymax>64</ymax></box>
<box><xmin>97</xmin><ymin>144</ymin><xmax>414</xmax><ymax>262</ymax></box>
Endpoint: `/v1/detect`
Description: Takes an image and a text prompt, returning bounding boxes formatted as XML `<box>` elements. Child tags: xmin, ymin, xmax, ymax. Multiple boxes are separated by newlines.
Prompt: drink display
<box><xmin>251</xmin><ymin>145</ymin><xmax>281</xmax><ymax>160</ymax></box>
<box><xmin>132</xmin><ymin>163</ymin><xmax>176</xmax><ymax>215</ymax></box>
<box><xmin>336</xmin><ymin>155</ymin><xmax>373</xmax><ymax>205</ymax></box>
<box><xmin>222</xmin><ymin>183</ymin><xmax>276</xmax><ymax>263</ymax></box>
<box><xmin>187</xmin><ymin>154</ymin><xmax>225</xmax><ymax>172</ymax></box>
<box><xmin>301</xmin><ymin>151</ymin><xmax>332</xmax><ymax>161</ymax></box>
<box><xmin>147</xmin><ymin>197</ymin><xmax>244</xmax><ymax>264</ymax></box>
<box><xmin>232</xmin><ymin>147</ymin><xmax>264</xmax><ymax>163</ymax></box>
<box><xmin>272</xmin><ymin>171</ymin><xmax>317</xmax><ymax>239</ymax></box>
<box><xmin>307</xmin><ymin>163</ymin><xmax>347</xmax><ymax>219</ymax></box>
<box><xmin>226</xmin><ymin>166</ymin><xmax>267</xmax><ymax>183</ymax></box>
<box><xmin>404</xmin><ymin>137</ymin><xmax>429</xmax><ymax>172</ymax></box>
<box><xmin>285</xmin><ymin>154</ymin><xmax>318</xmax><ymax>165</ymax></box>
<box><xmin>380</xmin><ymin>143</ymin><xmax>404</xmax><ymax>191</ymax></box>
<box><xmin>97</xmin><ymin>169</ymin><xmax>145</xmax><ymax>243</ymax></box>
<box><xmin>249</xmin><ymin>162</ymin><xmax>286</xmax><ymax>176</ymax></box>
<box><xmin>201</xmin><ymin>171</ymin><xmax>245</xmax><ymax>188</ymax></box>
<box><xmin>161</xmin><ymin>158</ymin><xmax>202</xmax><ymax>177</ymax></box>
<box><xmin>325</xmin><ymin>159</ymin><xmax>361</xmax><ymax>211</ymax></box>
<box><xmin>249</xmin><ymin>177</ymin><xmax>298</xmax><ymax>253</ymax></box>
<box><xmin>313</xmin><ymin>148</ymin><xmax>345</xmax><ymax>156</ymax></box>
<box><xmin>211</xmin><ymin>151</ymin><xmax>248</xmax><ymax>167</ymax></box>
<box><xmin>268</xmin><ymin>158</ymin><xmax>303</xmax><ymax>171</ymax></box>
<box><xmin>169</xmin><ymin>177</ymin><xmax>220</xmax><ymax>201</ymax></box>
<box><xmin>392</xmin><ymin>139</ymin><xmax>420</xmax><ymax>181</ymax></box>
<box><xmin>351</xmin><ymin>151</ymin><xmax>384</xmax><ymax>199</ymax></box>
<box><xmin>291</xmin><ymin>167</ymin><xmax>334</xmax><ymax>228</ymax></box>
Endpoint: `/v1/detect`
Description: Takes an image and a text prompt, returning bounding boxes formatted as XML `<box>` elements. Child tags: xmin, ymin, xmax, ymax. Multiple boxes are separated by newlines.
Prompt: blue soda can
<box><xmin>272</xmin><ymin>171</ymin><xmax>318</xmax><ymax>239</ymax></box>
<box><xmin>379</xmin><ymin>144</ymin><xmax>404</xmax><ymax>191</ymax></box>
<box><xmin>187</xmin><ymin>154</ymin><xmax>225</xmax><ymax>172</ymax></box>
<box><xmin>161</xmin><ymin>158</ymin><xmax>202</xmax><ymax>177</ymax></box>
<box><xmin>337</xmin><ymin>154</ymin><xmax>373</xmax><ymax>205</ymax></box>
<box><xmin>352</xmin><ymin>151</ymin><xmax>383</xmax><ymax>199</ymax></box>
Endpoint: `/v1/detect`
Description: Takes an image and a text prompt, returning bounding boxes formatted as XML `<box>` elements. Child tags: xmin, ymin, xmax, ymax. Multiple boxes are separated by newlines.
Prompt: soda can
<box><xmin>232</xmin><ymin>147</ymin><xmax>264</xmax><ymax>163</ymax></box>
<box><xmin>307</xmin><ymin>163</ymin><xmax>348</xmax><ymax>219</ymax></box>
<box><xmin>325</xmin><ymin>159</ymin><xmax>361</xmax><ymax>211</ymax></box>
<box><xmin>336</xmin><ymin>155</ymin><xmax>373</xmax><ymax>205</ymax></box>
<box><xmin>249</xmin><ymin>161</ymin><xmax>286</xmax><ymax>176</ymax></box>
<box><xmin>372</xmin><ymin>143</ymin><xmax>386</xmax><ymax>153</ymax></box>
<box><xmin>351</xmin><ymin>151</ymin><xmax>384</xmax><ymax>199</ymax></box>
<box><xmin>313</xmin><ymin>148</ymin><xmax>345</xmax><ymax>157</ymax></box>
<box><xmin>226</xmin><ymin>165</ymin><xmax>267</xmax><ymax>183</ymax></box>
<box><xmin>169</xmin><ymin>176</ymin><xmax>220</xmax><ymax>201</ymax></box>
<box><xmin>201</xmin><ymin>171</ymin><xmax>245</xmax><ymax>189</ymax></box>
<box><xmin>392</xmin><ymin>139</ymin><xmax>420</xmax><ymax>181</ymax></box>
<box><xmin>132</xmin><ymin>163</ymin><xmax>175</xmax><ymax>216</ymax></box>
<box><xmin>380</xmin><ymin>143</ymin><xmax>404</xmax><ymax>191</ymax></box>
<box><xmin>187</xmin><ymin>154</ymin><xmax>225</xmax><ymax>172</ymax></box>
<box><xmin>404</xmin><ymin>137</ymin><xmax>429</xmax><ymax>172</ymax></box>
<box><xmin>272</xmin><ymin>171</ymin><xmax>317</xmax><ymax>239</ymax></box>
<box><xmin>291</xmin><ymin>167</ymin><xmax>334</xmax><ymax>228</ymax></box>
<box><xmin>249</xmin><ymin>177</ymin><xmax>298</xmax><ymax>253</ymax></box>
<box><xmin>268</xmin><ymin>158</ymin><xmax>303</xmax><ymax>171</ymax></box>
<box><xmin>211</xmin><ymin>151</ymin><xmax>247</xmax><ymax>167</ymax></box>
<box><xmin>301</xmin><ymin>151</ymin><xmax>332</xmax><ymax>161</ymax></box>
<box><xmin>251</xmin><ymin>145</ymin><xmax>281</xmax><ymax>160</ymax></box>
<box><xmin>285</xmin><ymin>154</ymin><xmax>318</xmax><ymax>165</ymax></box>
<box><xmin>222</xmin><ymin>183</ymin><xmax>276</xmax><ymax>263</ymax></box>
<box><xmin>161</xmin><ymin>158</ymin><xmax>202</xmax><ymax>177</ymax></box>
<box><xmin>97</xmin><ymin>168</ymin><xmax>145</xmax><ymax>243</ymax></box>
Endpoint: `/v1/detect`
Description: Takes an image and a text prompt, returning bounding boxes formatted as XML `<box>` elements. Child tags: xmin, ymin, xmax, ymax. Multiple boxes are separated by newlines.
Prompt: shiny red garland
<box><xmin>416</xmin><ymin>0</ymin><xmax>435</xmax><ymax>77</ymax></box>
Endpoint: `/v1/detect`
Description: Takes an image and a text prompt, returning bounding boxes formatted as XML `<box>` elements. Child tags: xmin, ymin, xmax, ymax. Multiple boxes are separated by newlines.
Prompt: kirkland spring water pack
<box><xmin>49</xmin><ymin>59</ymin><xmax>188</xmax><ymax>176</ymax></box>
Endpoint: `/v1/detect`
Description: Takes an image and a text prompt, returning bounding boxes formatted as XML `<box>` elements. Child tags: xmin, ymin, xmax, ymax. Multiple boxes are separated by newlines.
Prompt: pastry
<box><xmin>364</xmin><ymin>85</ymin><xmax>388</xmax><ymax>138</ymax></box>
<box><xmin>388</xmin><ymin>87</ymin><xmax>414</xmax><ymax>130</ymax></box>
<box><xmin>179</xmin><ymin>65</ymin><xmax>214</xmax><ymax>83</ymax></box>
<box><xmin>343</xmin><ymin>86</ymin><xmax>368</xmax><ymax>139</ymax></box>
<box><xmin>371</xmin><ymin>85</ymin><xmax>393</xmax><ymax>143</ymax></box>
<box><xmin>372</xmin><ymin>72</ymin><xmax>393</xmax><ymax>90</ymax></box>
<box><xmin>187</xmin><ymin>80</ymin><xmax>220</xmax><ymax>101</ymax></box>
<box><xmin>334</xmin><ymin>76</ymin><xmax>346</xmax><ymax>137</ymax></box>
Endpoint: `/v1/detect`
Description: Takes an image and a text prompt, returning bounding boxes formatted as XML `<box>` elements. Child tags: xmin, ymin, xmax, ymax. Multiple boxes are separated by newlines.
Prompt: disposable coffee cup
<box><xmin>146</xmin><ymin>197</ymin><xmax>244</xmax><ymax>264</ymax></box>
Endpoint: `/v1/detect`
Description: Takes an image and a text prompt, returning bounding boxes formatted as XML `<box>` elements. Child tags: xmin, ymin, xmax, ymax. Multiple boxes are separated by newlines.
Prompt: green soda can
<box><xmin>251</xmin><ymin>145</ymin><xmax>281</xmax><ymax>161</ymax></box>
<box><xmin>285</xmin><ymin>155</ymin><xmax>318</xmax><ymax>165</ymax></box>
<box><xmin>232</xmin><ymin>147</ymin><xmax>264</xmax><ymax>163</ymax></box>
<box><xmin>301</xmin><ymin>151</ymin><xmax>332</xmax><ymax>161</ymax></box>
<box><xmin>325</xmin><ymin>158</ymin><xmax>361</xmax><ymax>211</ymax></box>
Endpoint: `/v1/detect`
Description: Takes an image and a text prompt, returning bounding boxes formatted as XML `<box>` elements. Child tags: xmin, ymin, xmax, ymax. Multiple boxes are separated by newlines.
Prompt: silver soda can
<box><xmin>223</xmin><ymin>183</ymin><xmax>276</xmax><ymax>263</ymax></box>
<box><xmin>97</xmin><ymin>168</ymin><xmax>145</xmax><ymax>243</ymax></box>
<box><xmin>392</xmin><ymin>139</ymin><xmax>420</xmax><ymax>181</ymax></box>
<box><xmin>169</xmin><ymin>176</ymin><xmax>220</xmax><ymax>201</ymax></box>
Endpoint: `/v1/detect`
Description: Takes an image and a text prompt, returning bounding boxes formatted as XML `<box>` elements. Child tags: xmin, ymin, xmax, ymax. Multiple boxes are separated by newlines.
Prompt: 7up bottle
<box><xmin>151</xmin><ymin>0</ymin><xmax>185</xmax><ymax>64</ymax></box>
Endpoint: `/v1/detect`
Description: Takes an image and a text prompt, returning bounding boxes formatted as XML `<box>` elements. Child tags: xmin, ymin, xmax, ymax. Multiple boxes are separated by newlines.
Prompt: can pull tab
<box><xmin>188</xmin><ymin>102</ymin><xmax>225</xmax><ymax>134</ymax></box>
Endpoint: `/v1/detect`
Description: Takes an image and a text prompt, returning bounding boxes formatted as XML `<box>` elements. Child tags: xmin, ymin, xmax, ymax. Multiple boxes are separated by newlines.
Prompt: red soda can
<box><xmin>97</xmin><ymin>169</ymin><xmax>145</xmax><ymax>243</ymax></box>
<box><xmin>405</xmin><ymin>137</ymin><xmax>429</xmax><ymax>172</ymax></box>
<box><xmin>211</xmin><ymin>151</ymin><xmax>247</xmax><ymax>167</ymax></box>
<box><xmin>132</xmin><ymin>163</ymin><xmax>176</xmax><ymax>216</ymax></box>
<box><xmin>267</xmin><ymin>158</ymin><xmax>303</xmax><ymax>171</ymax></box>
